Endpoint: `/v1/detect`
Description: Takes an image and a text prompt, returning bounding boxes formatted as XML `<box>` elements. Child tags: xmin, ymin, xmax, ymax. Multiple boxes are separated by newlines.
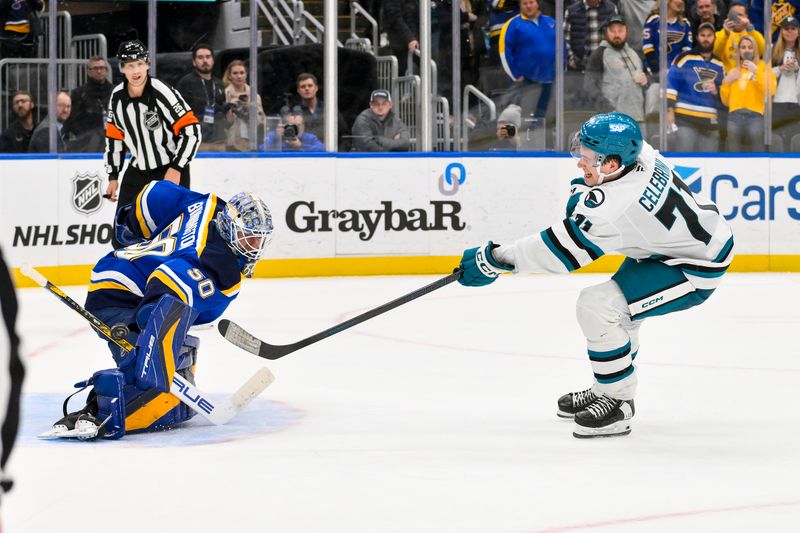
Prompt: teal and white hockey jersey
<box><xmin>495</xmin><ymin>141</ymin><xmax>734</xmax><ymax>287</ymax></box>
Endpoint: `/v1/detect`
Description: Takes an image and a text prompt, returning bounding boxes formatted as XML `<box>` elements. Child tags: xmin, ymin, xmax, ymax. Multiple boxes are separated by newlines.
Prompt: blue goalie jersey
<box><xmin>87</xmin><ymin>181</ymin><xmax>242</xmax><ymax>326</ymax></box>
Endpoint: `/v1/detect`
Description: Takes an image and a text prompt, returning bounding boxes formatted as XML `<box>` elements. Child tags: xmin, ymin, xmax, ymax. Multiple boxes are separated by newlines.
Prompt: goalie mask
<box><xmin>217</xmin><ymin>192</ymin><xmax>274</xmax><ymax>278</ymax></box>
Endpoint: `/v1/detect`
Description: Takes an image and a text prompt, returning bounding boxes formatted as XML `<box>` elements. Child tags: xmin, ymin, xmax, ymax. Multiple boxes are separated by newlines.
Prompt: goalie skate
<box><xmin>38</xmin><ymin>413</ymin><xmax>106</xmax><ymax>440</ymax></box>
<box><xmin>573</xmin><ymin>396</ymin><xmax>635</xmax><ymax>439</ymax></box>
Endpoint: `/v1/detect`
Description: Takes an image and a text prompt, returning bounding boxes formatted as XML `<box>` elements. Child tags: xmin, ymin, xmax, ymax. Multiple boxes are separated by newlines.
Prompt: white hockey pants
<box><xmin>575</xmin><ymin>279</ymin><xmax>641</xmax><ymax>400</ymax></box>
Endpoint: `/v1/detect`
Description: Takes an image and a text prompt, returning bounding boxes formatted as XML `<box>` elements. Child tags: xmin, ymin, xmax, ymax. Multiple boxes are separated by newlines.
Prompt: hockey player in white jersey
<box><xmin>457</xmin><ymin>112</ymin><xmax>734</xmax><ymax>438</ymax></box>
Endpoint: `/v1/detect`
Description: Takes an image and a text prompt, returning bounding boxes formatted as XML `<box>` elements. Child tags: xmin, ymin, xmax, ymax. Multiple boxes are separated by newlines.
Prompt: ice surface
<box><xmin>4</xmin><ymin>273</ymin><xmax>799</xmax><ymax>532</ymax></box>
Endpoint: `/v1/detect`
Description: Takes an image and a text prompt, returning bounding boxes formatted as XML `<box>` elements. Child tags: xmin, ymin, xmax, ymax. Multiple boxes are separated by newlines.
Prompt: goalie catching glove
<box><xmin>458</xmin><ymin>241</ymin><xmax>514</xmax><ymax>287</ymax></box>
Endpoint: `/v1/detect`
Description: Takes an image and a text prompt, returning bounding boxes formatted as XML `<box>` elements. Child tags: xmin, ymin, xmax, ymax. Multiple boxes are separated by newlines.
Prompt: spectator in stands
<box><xmin>491</xmin><ymin>103</ymin><xmax>522</xmax><ymax>150</ymax></box>
<box><xmin>176</xmin><ymin>43</ymin><xmax>234</xmax><ymax>152</ymax></box>
<box><xmin>564</xmin><ymin>0</ymin><xmax>617</xmax><ymax>72</ymax></box>
<box><xmin>487</xmin><ymin>0</ymin><xmax>519</xmax><ymax>65</ymax></box>
<box><xmin>0</xmin><ymin>0</ymin><xmax>42</xmax><ymax>58</ymax></box>
<box><xmin>0</xmin><ymin>91</ymin><xmax>36</xmax><ymax>153</ymax></box>
<box><xmin>713</xmin><ymin>1</ymin><xmax>765</xmax><ymax>72</ymax></box>
<box><xmin>686</xmin><ymin>0</ymin><xmax>729</xmax><ymax>15</ymax></box>
<box><xmin>688</xmin><ymin>0</ymin><xmax>724</xmax><ymax>42</ymax></box>
<box><xmin>437</xmin><ymin>0</ymin><xmax>484</xmax><ymax>97</ymax></box>
<box><xmin>616</xmin><ymin>0</ymin><xmax>655</xmax><ymax>54</ymax></box>
<box><xmin>771</xmin><ymin>16</ymin><xmax>800</xmax><ymax>150</ymax></box>
<box><xmin>667</xmin><ymin>22</ymin><xmax>725</xmax><ymax>151</ymax></box>
<box><xmin>222</xmin><ymin>60</ymin><xmax>266</xmax><ymax>152</ymax></box>
<box><xmin>259</xmin><ymin>105</ymin><xmax>323</xmax><ymax>152</ymax></box>
<box><xmin>643</xmin><ymin>0</ymin><xmax>693</xmax><ymax>75</ymax></box>
<box><xmin>296</xmin><ymin>73</ymin><xmax>323</xmax><ymax>137</ymax></box>
<box><xmin>720</xmin><ymin>34</ymin><xmax>777</xmax><ymax>151</ymax></box>
<box><xmin>28</xmin><ymin>90</ymin><xmax>74</xmax><ymax>153</ymax></box>
<box><xmin>352</xmin><ymin>89</ymin><xmax>410</xmax><ymax>151</ymax></box>
<box><xmin>68</xmin><ymin>57</ymin><xmax>113</xmax><ymax>153</ymax></box>
<box><xmin>748</xmin><ymin>0</ymin><xmax>799</xmax><ymax>42</ymax></box>
<box><xmin>383</xmin><ymin>0</ymin><xmax>420</xmax><ymax>74</ymax></box>
<box><xmin>500</xmin><ymin>0</ymin><xmax>561</xmax><ymax>119</ymax></box>
<box><xmin>584</xmin><ymin>16</ymin><xmax>648</xmax><ymax>129</ymax></box>
<box><xmin>293</xmin><ymin>72</ymin><xmax>349</xmax><ymax>149</ymax></box>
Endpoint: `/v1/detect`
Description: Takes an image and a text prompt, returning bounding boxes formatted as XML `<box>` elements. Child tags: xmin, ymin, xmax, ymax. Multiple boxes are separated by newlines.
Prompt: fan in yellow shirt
<box><xmin>720</xmin><ymin>35</ymin><xmax>777</xmax><ymax>151</ymax></box>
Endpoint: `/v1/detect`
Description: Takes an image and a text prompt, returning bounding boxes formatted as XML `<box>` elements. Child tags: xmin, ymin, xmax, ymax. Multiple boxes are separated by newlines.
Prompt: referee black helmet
<box><xmin>117</xmin><ymin>40</ymin><xmax>149</xmax><ymax>64</ymax></box>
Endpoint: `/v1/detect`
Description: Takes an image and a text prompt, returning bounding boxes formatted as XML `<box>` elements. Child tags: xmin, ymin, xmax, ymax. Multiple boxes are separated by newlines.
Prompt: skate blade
<box><xmin>38</xmin><ymin>425</ymin><xmax>77</xmax><ymax>439</ymax></box>
<box><xmin>572</xmin><ymin>420</ymin><xmax>632</xmax><ymax>439</ymax></box>
<box><xmin>37</xmin><ymin>420</ymin><xmax>100</xmax><ymax>440</ymax></box>
<box><xmin>557</xmin><ymin>410</ymin><xmax>575</xmax><ymax>419</ymax></box>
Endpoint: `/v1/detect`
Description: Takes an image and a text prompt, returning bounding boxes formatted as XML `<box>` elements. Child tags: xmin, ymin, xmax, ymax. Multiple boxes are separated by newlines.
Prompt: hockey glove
<box><xmin>458</xmin><ymin>241</ymin><xmax>513</xmax><ymax>287</ymax></box>
<box><xmin>114</xmin><ymin>203</ymin><xmax>141</xmax><ymax>247</ymax></box>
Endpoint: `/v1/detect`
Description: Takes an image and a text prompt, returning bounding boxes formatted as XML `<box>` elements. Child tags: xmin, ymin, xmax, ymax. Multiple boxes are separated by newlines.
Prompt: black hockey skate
<box><xmin>38</xmin><ymin>396</ymin><xmax>107</xmax><ymax>440</ymax></box>
<box><xmin>557</xmin><ymin>388</ymin><xmax>598</xmax><ymax>419</ymax></box>
<box><xmin>573</xmin><ymin>395</ymin><xmax>635</xmax><ymax>439</ymax></box>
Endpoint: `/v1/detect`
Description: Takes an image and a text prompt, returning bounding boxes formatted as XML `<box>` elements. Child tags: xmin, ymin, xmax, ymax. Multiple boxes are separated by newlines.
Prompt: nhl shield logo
<box><xmin>144</xmin><ymin>110</ymin><xmax>161</xmax><ymax>131</ymax></box>
<box><xmin>72</xmin><ymin>171</ymin><xmax>103</xmax><ymax>215</ymax></box>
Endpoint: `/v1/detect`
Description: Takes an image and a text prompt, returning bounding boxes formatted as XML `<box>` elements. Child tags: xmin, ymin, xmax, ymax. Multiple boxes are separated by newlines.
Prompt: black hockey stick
<box><xmin>218</xmin><ymin>268</ymin><xmax>464</xmax><ymax>360</ymax></box>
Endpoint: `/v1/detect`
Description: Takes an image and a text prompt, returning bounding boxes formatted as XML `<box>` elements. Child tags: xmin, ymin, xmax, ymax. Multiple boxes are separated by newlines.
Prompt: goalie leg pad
<box><xmin>91</xmin><ymin>369</ymin><xmax>127</xmax><ymax>439</ymax></box>
<box><xmin>133</xmin><ymin>294</ymin><xmax>198</xmax><ymax>393</ymax></box>
<box><xmin>123</xmin><ymin>384</ymin><xmax>196</xmax><ymax>433</ymax></box>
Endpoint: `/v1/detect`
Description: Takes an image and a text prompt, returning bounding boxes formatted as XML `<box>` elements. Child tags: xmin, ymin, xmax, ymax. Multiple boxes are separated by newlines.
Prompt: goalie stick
<box><xmin>20</xmin><ymin>263</ymin><xmax>274</xmax><ymax>426</ymax></box>
<box><xmin>218</xmin><ymin>268</ymin><xmax>464</xmax><ymax>360</ymax></box>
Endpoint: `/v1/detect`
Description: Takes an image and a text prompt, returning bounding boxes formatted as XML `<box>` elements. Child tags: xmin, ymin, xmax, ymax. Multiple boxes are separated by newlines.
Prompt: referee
<box><xmin>0</xmin><ymin>245</ymin><xmax>24</xmax><ymax>505</ymax></box>
<box><xmin>103</xmin><ymin>40</ymin><xmax>201</xmax><ymax>245</ymax></box>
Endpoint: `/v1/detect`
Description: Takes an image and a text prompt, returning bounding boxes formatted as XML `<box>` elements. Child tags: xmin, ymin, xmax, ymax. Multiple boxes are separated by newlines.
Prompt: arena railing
<box><xmin>0</xmin><ymin>58</ymin><xmax>89</xmax><ymax>131</ymax></box>
<box><xmin>70</xmin><ymin>34</ymin><xmax>108</xmax><ymax>63</ymax></box>
<box><xmin>461</xmin><ymin>84</ymin><xmax>496</xmax><ymax>151</ymax></box>
<box><xmin>349</xmin><ymin>1</ymin><xmax>378</xmax><ymax>56</ymax></box>
<box><xmin>395</xmin><ymin>74</ymin><xmax>420</xmax><ymax>151</ymax></box>
<box><xmin>38</xmin><ymin>11</ymin><xmax>71</xmax><ymax>59</ymax></box>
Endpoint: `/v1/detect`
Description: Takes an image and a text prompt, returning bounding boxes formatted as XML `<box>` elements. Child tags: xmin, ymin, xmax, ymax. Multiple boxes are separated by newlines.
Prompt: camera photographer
<box><xmin>259</xmin><ymin>105</ymin><xmax>324</xmax><ymax>152</ymax></box>
<box><xmin>223</xmin><ymin>60</ymin><xmax>266</xmax><ymax>151</ymax></box>
<box><xmin>714</xmin><ymin>1</ymin><xmax>765</xmax><ymax>73</ymax></box>
<box><xmin>491</xmin><ymin>104</ymin><xmax>522</xmax><ymax>151</ymax></box>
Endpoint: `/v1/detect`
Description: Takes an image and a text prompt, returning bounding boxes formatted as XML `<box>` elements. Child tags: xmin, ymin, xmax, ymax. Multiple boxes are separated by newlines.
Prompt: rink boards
<box><xmin>1</xmin><ymin>153</ymin><xmax>798</xmax><ymax>285</ymax></box>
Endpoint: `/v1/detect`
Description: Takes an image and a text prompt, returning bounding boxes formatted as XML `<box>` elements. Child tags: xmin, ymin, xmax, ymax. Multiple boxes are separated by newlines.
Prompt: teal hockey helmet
<box><xmin>570</xmin><ymin>112</ymin><xmax>643</xmax><ymax>167</ymax></box>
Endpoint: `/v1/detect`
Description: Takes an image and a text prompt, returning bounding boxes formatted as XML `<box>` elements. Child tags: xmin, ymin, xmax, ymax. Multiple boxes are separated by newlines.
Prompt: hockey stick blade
<box><xmin>171</xmin><ymin>368</ymin><xmax>274</xmax><ymax>425</ymax></box>
<box><xmin>218</xmin><ymin>268</ymin><xmax>464</xmax><ymax>359</ymax></box>
<box><xmin>21</xmin><ymin>263</ymin><xmax>274</xmax><ymax>426</ymax></box>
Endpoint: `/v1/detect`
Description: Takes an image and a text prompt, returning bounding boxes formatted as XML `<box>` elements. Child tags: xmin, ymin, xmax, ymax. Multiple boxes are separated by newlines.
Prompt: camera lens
<box><xmin>284</xmin><ymin>124</ymin><xmax>299</xmax><ymax>138</ymax></box>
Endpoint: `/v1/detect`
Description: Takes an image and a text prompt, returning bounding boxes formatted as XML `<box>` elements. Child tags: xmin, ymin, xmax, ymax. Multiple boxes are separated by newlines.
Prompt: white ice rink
<box><xmin>4</xmin><ymin>272</ymin><xmax>800</xmax><ymax>532</ymax></box>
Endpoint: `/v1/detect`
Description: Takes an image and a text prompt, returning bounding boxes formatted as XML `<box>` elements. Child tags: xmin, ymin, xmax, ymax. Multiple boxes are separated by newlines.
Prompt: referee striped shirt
<box><xmin>104</xmin><ymin>77</ymin><xmax>201</xmax><ymax>180</ymax></box>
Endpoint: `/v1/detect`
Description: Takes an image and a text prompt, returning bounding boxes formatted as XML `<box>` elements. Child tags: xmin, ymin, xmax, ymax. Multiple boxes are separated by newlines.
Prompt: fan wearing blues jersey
<box><xmin>457</xmin><ymin>112</ymin><xmax>734</xmax><ymax>439</ymax></box>
<box><xmin>44</xmin><ymin>181</ymin><xmax>273</xmax><ymax>439</ymax></box>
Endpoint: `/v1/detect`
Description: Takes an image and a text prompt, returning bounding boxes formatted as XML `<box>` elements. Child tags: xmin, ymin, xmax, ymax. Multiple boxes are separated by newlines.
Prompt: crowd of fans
<box><xmin>2</xmin><ymin>0</ymin><xmax>800</xmax><ymax>153</ymax></box>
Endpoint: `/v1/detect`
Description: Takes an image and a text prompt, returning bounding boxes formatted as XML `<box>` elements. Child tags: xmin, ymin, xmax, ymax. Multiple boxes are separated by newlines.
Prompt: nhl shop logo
<box><xmin>72</xmin><ymin>171</ymin><xmax>103</xmax><ymax>215</ymax></box>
